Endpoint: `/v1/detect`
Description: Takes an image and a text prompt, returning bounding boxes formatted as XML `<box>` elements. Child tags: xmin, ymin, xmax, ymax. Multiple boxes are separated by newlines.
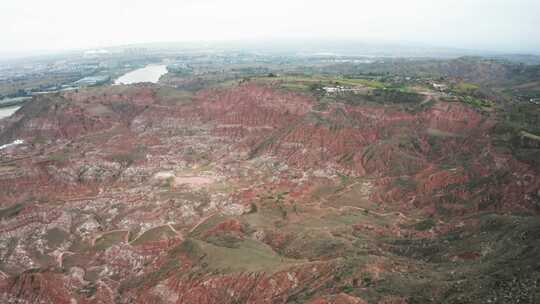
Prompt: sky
<box><xmin>1</xmin><ymin>0</ymin><xmax>539</xmax><ymax>56</ymax></box>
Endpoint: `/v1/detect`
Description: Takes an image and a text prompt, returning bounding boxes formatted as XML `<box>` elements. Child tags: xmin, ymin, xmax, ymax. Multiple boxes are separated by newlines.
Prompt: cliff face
<box><xmin>0</xmin><ymin>83</ymin><xmax>538</xmax><ymax>304</ymax></box>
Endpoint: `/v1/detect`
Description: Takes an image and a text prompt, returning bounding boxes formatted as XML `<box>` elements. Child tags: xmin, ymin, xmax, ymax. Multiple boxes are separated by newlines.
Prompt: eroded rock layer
<box><xmin>0</xmin><ymin>83</ymin><xmax>538</xmax><ymax>303</ymax></box>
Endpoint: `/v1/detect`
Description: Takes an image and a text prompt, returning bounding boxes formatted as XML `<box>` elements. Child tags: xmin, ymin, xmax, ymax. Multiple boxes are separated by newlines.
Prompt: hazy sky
<box><xmin>1</xmin><ymin>0</ymin><xmax>539</xmax><ymax>56</ymax></box>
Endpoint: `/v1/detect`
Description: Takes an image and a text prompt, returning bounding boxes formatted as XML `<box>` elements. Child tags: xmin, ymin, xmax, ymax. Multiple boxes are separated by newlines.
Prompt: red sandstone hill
<box><xmin>0</xmin><ymin>83</ymin><xmax>538</xmax><ymax>303</ymax></box>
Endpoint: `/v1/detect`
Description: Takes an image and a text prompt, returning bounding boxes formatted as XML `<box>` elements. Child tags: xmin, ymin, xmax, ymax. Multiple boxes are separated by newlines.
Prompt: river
<box><xmin>114</xmin><ymin>64</ymin><xmax>168</xmax><ymax>85</ymax></box>
<box><xmin>0</xmin><ymin>106</ymin><xmax>21</xmax><ymax>120</ymax></box>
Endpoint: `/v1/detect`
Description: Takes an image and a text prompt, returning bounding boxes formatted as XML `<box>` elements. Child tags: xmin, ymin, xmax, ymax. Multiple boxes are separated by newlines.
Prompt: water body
<box><xmin>0</xmin><ymin>106</ymin><xmax>21</xmax><ymax>119</ymax></box>
<box><xmin>114</xmin><ymin>64</ymin><xmax>168</xmax><ymax>85</ymax></box>
<box><xmin>0</xmin><ymin>139</ymin><xmax>24</xmax><ymax>150</ymax></box>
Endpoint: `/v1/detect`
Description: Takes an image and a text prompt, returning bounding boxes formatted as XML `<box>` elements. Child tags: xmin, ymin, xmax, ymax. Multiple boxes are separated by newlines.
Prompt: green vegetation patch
<box><xmin>279</xmin><ymin>231</ymin><xmax>351</xmax><ymax>260</ymax></box>
<box><xmin>194</xmin><ymin>238</ymin><xmax>299</xmax><ymax>273</ymax></box>
<box><xmin>454</xmin><ymin>82</ymin><xmax>480</xmax><ymax>94</ymax></box>
<box><xmin>254</xmin><ymin>75</ymin><xmax>387</xmax><ymax>92</ymax></box>
<box><xmin>44</xmin><ymin>228</ymin><xmax>70</xmax><ymax>248</ymax></box>
<box><xmin>392</xmin><ymin>176</ymin><xmax>417</xmax><ymax>192</ymax></box>
<box><xmin>155</xmin><ymin>87</ymin><xmax>194</xmax><ymax>106</ymax></box>
<box><xmin>0</xmin><ymin>203</ymin><xmax>25</xmax><ymax>220</ymax></box>
<box><xmin>460</xmin><ymin>95</ymin><xmax>493</xmax><ymax>108</ymax></box>
<box><xmin>109</xmin><ymin>145</ymin><xmax>147</xmax><ymax>167</ymax></box>
<box><xmin>48</xmin><ymin>150</ymin><xmax>70</xmax><ymax>163</ymax></box>
<box><xmin>412</xmin><ymin>218</ymin><xmax>437</xmax><ymax>231</ymax></box>
<box><xmin>94</xmin><ymin>231</ymin><xmax>128</xmax><ymax>250</ymax></box>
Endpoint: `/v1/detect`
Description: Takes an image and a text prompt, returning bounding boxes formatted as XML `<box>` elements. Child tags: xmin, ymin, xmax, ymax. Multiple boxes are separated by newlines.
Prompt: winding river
<box><xmin>0</xmin><ymin>106</ymin><xmax>21</xmax><ymax>120</ymax></box>
<box><xmin>114</xmin><ymin>64</ymin><xmax>168</xmax><ymax>85</ymax></box>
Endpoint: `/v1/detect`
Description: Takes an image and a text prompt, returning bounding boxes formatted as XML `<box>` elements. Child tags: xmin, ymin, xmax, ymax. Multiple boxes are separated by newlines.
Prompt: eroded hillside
<box><xmin>0</xmin><ymin>81</ymin><xmax>539</xmax><ymax>304</ymax></box>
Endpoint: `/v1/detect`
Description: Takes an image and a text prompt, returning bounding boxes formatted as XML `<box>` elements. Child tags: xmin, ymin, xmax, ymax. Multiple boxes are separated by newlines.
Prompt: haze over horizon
<box><xmin>1</xmin><ymin>0</ymin><xmax>540</xmax><ymax>57</ymax></box>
